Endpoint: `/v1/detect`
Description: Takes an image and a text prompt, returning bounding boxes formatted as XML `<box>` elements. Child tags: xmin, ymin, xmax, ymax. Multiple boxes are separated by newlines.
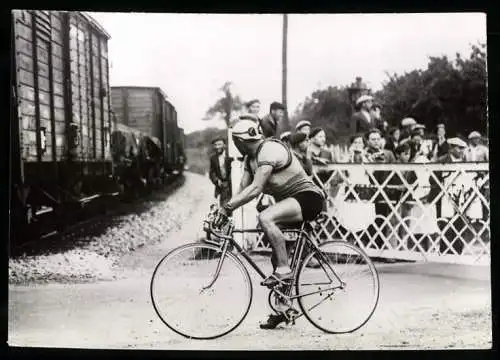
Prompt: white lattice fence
<box><xmin>236</xmin><ymin>162</ymin><xmax>490</xmax><ymax>266</ymax></box>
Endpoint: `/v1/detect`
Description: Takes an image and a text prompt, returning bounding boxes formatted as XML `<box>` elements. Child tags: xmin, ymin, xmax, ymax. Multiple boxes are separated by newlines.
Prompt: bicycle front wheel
<box><xmin>150</xmin><ymin>242</ymin><xmax>253</xmax><ymax>340</ymax></box>
<box><xmin>296</xmin><ymin>241</ymin><xmax>379</xmax><ymax>334</ymax></box>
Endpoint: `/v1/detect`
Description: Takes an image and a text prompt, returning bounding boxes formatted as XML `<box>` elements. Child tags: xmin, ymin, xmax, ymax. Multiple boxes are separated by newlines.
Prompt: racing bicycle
<box><xmin>150</xmin><ymin>204</ymin><xmax>380</xmax><ymax>339</ymax></box>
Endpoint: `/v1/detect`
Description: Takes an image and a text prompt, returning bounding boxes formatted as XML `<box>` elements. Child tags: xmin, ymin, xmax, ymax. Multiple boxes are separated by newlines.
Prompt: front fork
<box><xmin>200</xmin><ymin>240</ymin><xmax>231</xmax><ymax>292</ymax></box>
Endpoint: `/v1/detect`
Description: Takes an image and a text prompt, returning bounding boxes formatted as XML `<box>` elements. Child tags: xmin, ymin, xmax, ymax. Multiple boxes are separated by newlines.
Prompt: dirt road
<box><xmin>8</xmin><ymin>175</ymin><xmax>492</xmax><ymax>350</ymax></box>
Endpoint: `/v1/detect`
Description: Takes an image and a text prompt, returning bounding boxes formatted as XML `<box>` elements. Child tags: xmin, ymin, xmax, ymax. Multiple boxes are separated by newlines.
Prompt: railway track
<box><xmin>10</xmin><ymin>174</ymin><xmax>186</xmax><ymax>258</ymax></box>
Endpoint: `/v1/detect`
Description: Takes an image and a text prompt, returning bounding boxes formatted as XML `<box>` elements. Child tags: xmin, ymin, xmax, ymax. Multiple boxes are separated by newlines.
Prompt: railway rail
<box><xmin>10</xmin><ymin>173</ymin><xmax>186</xmax><ymax>258</ymax></box>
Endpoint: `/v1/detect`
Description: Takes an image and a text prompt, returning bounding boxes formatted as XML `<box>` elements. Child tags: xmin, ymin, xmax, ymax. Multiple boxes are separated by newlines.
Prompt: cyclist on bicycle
<box><xmin>218</xmin><ymin>119</ymin><xmax>326</xmax><ymax>329</ymax></box>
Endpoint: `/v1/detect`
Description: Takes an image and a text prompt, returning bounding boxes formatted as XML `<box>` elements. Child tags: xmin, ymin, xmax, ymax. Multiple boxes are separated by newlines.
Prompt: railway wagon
<box><xmin>10</xmin><ymin>10</ymin><xmax>114</xmax><ymax>238</ymax></box>
<box><xmin>111</xmin><ymin>86</ymin><xmax>177</xmax><ymax>174</ymax></box>
<box><xmin>110</xmin><ymin>86</ymin><xmax>164</xmax><ymax>142</ymax></box>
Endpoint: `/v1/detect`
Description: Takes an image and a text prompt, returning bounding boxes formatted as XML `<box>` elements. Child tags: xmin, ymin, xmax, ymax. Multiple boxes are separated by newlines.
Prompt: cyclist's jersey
<box><xmin>244</xmin><ymin>139</ymin><xmax>325</xmax><ymax>202</ymax></box>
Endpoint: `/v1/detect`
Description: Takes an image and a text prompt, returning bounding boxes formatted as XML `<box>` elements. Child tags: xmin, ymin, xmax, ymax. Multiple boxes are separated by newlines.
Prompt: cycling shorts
<box><xmin>291</xmin><ymin>191</ymin><xmax>324</xmax><ymax>221</ymax></box>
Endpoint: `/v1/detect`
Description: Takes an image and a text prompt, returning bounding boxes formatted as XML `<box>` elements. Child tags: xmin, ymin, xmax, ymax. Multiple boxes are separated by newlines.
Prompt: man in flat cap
<box><xmin>351</xmin><ymin>95</ymin><xmax>374</xmax><ymax>134</ymax></box>
<box><xmin>209</xmin><ymin>137</ymin><xmax>232</xmax><ymax>211</ymax></box>
<box><xmin>409</xmin><ymin>125</ymin><xmax>433</xmax><ymax>160</ymax></box>
<box><xmin>295</xmin><ymin>120</ymin><xmax>312</xmax><ymax>137</ymax></box>
<box><xmin>465</xmin><ymin>131</ymin><xmax>489</xmax><ymax>162</ymax></box>
<box><xmin>433</xmin><ymin>137</ymin><xmax>469</xmax><ymax>255</ymax></box>
<box><xmin>260</xmin><ymin>101</ymin><xmax>286</xmax><ymax>138</ymax></box>
<box><xmin>414</xmin><ymin>123</ymin><xmax>425</xmax><ymax>137</ymax></box>
<box><xmin>464</xmin><ymin>131</ymin><xmax>489</xmax><ymax>224</ymax></box>
<box><xmin>437</xmin><ymin>137</ymin><xmax>467</xmax><ymax>163</ymax></box>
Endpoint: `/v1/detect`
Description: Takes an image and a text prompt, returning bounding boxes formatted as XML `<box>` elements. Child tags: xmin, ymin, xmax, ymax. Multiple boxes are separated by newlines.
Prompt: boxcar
<box><xmin>10</xmin><ymin>10</ymin><xmax>114</xmax><ymax>233</ymax></box>
<box><xmin>110</xmin><ymin>86</ymin><xmax>165</xmax><ymax>140</ymax></box>
<box><xmin>111</xmin><ymin>86</ymin><xmax>179</xmax><ymax>176</ymax></box>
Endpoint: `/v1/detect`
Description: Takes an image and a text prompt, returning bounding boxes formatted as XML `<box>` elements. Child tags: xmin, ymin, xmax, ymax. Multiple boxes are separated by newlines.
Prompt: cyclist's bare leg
<box><xmin>270</xmin><ymin>241</ymin><xmax>294</xmax><ymax>271</ymax></box>
<box><xmin>258</xmin><ymin>198</ymin><xmax>303</xmax><ymax>329</ymax></box>
<box><xmin>258</xmin><ymin>198</ymin><xmax>303</xmax><ymax>272</ymax></box>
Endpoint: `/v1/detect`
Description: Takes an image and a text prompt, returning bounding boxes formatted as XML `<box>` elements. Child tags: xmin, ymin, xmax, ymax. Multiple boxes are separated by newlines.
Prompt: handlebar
<box><xmin>203</xmin><ymin>203</ymin><xmax>234</xmax><ymax>240</ymax></box>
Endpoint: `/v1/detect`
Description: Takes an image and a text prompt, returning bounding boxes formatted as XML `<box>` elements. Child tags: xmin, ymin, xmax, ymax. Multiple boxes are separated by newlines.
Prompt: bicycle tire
<box><xmin>150</xmin><ymin>242</ymin><xmax>253</xmax><ymax>340</ymax></box>
<box><xmin>296</xmin><ymin>240</ymin><xmax>380</xmax><ymax>334</ymax></box>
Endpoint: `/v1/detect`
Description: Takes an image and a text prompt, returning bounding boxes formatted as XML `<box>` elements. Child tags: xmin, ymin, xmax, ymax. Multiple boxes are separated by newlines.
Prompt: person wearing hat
<box><xmin>465</xmin><ymin>131</ymin><xmax>488</xmax><ymax>162</ymax></box>
<box><xmin>289</xmin><ymin>132</ymin><xmax>313</xmax><ymax>176</ymax></box>
<box><xmin>209</xmin><ymin>137</ymin><xmax>232</xmax><ymax>210</ymax></box>
<box><xmin>351</xmin><ymin>94</ymin><xmax>375</xmax><ymax>134</ymax></box>
<box><xmin>295</xmin><ymin>120</ymin><xmax>312</xmax><ymax>137</ymax></box>
<box><xmin>279</xmin><ymin>131</ymin><xmax>291</xmax><ymax>147</ymax></box>
<box><xmin>260</xmin><ymin>102</ymin><xmax>286</xmax><ymax>138</ymax></box>
<box><xmin>408</xmin><ymin>128</ymin><xmax>428</xmax><ymax>162</ymax></box>
<box><xmin>433</xmin><ymin>137</ymin><xmax>469</xmax><ymax>255</ymax></box>
<box><xmin>464</xmin><ymin>131</ymin><xmax>489</xmax><ymax>224</ymax></box>
<box><xmin>399</xmin><ymin>117</ymin><xmax>417</xmax><ymax>142</ymax></box>
<box><xmin>414</xmin><ymin>123</ymin><xmax>425</xmax><ymax>137</ymax></box>
<box><xmin>436</xmin><ymin>137</ymin><xmax>467</xmax><ymax>163</ymax></box>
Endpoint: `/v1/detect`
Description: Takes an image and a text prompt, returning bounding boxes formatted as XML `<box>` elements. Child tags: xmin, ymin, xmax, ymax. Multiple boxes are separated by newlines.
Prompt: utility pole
<box><xmin>282</xmin><ymin>14</ymin><xmax>289</xmax><ymax>129</ymax></box>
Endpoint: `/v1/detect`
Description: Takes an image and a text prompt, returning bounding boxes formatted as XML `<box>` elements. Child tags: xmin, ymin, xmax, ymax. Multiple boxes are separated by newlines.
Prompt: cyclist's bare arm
<box><xmin>224</xmin><ymin>165</ymin><xmax>273</xmax><ymax>212</ymax></box>
<box><xmin>237</xmin><ymin>168</ymin><xmax>252</xmax><ymax>194</ymax></box>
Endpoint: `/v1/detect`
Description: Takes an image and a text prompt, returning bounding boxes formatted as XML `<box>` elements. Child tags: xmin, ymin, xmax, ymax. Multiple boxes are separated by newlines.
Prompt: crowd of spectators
<box><xmin>345</xmin><ymin>95</ymin><xmax>489</xmax><ymax>165</ymax></box>
<box><xmin>210</xmin><ymin>98</ymin><xmax>489</xmax><ymax>256</ymax></box>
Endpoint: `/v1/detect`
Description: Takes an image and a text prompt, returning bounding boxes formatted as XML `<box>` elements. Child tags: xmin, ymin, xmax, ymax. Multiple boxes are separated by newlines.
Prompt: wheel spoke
<box><xmin>296</xmin><ymin>241</ymin><xmax>380</xmax><ymax>334</ymax></box>
<box><xmin>150</xmin><ymin>243</ymin><xmax>252</xmax><ymax>340</ymax></box>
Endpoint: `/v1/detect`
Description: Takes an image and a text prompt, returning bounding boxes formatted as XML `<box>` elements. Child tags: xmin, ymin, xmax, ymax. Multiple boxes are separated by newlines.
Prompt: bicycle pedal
<box><xmin>283</xmin><ymin>308</ymin><xmax>299</xmax><ymax>324</ymax></box>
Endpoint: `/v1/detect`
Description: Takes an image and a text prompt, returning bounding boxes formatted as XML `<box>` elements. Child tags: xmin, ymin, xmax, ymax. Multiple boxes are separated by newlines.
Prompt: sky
<box><xmin>89</xmin><ymin>12</ymin><xmax>486</xmax><ymax>134</ymax></box>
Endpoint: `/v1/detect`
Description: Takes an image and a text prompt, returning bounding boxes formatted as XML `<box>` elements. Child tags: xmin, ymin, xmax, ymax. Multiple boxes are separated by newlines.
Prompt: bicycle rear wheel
<box><xmin>296</xmin><ymin>241</ymin><xmax>379</xmax><ymax>333</ymax></box>
<box><xmin>150</xmin><ymin>242</ymin><xmax>252</xmax><ymax>339</ymax></box>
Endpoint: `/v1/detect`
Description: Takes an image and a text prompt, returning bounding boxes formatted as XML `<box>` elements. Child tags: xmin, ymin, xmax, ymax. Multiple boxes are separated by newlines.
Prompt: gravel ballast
<box><xmin>9</xmin><ymin>173</ymin><xmax>213</xmax><ymax>285</ymax></box>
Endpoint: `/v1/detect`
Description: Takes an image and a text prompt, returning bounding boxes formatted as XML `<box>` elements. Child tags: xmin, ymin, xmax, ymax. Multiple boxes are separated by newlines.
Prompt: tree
<box><xmin>290</xmin><ymin>43</ymin><xmax>486</xmax><ymax>144</ymax></box>
<box><xmin>204</xmin><ymin>82</ymin><xmax>244</xmax><ymax>128</ymax></box>
<box><xmin>376</xmin><ymin>43</ymin><xmax>487</xmax><ymax>137</ymax></box>
<box><xmin>290</xmin><ymin>85</ymin><xmax>353</xmax><ymax>144</ymax></box>
<box><xmin>185</xmin><ymin>127</ymin><xmax>227</xmax><ymax>149</ymax></box>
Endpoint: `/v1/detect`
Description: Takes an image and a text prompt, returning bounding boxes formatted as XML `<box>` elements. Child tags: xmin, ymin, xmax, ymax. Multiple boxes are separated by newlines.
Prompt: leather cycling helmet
<box><xmin>231</xmin><ymin>119</ymin><xmax>263</xmax><ymax>141</ymax></box>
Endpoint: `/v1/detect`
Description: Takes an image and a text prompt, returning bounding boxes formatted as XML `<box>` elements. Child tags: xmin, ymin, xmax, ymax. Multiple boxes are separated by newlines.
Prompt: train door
<box><xmin>64</xmin><ymin>12</ymin><xmax>112</xmax><ymax>196</ymax></box>
<box><xmin>12</xmin><ymin>10</ymin><xmax>60</xmax><ymax>216</ymax></box>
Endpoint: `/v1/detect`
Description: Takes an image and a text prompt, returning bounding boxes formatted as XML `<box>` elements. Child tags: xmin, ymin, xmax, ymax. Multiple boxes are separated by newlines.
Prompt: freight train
<box><xmin>10</xmin><ymin>10</ymin><xmax>186</xmax><ymax>245</ymax></box>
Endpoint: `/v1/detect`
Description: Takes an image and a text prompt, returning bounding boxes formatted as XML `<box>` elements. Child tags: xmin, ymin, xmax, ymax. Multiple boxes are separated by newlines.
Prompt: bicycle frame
<box><xmin>204</xmin><ymin>220</ymin><xmax>345</xmax><ymax>303</ymax></box>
